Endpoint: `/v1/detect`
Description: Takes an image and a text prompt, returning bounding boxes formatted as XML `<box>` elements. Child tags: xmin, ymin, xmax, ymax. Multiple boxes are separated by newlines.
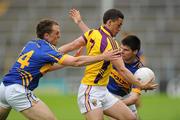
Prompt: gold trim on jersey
<box><xmin>132</xmin><ymin>88</ymin><xmax>141</xmax><ymax>95</ymax></box>
<box><xmin>19</xmin><ymin>74</ymin><xmax>25</xmax><ymax>86</ymax></box>
<box><xmin>110</xmin><ymin>69</ymin><xmax>131</xmax><ymax>89</ymax></box>
<box><xmin>40</xmin><ymin>63</ymin><xmax>52</xmax><ymax>74</ymax></box>
<box><xmin>58</xmin><ymin>54</ymin><xmax>68</xmax><ymax>64</ymax></box>
<box><xmin>47</xmin><ymin>54</ymin><xmax>68</xmax><ymax>64</ymax></box>
<box><xmin>17</xmin><ymin>69</ymin><xmax>33</xmax><ymax>87</ymax></box>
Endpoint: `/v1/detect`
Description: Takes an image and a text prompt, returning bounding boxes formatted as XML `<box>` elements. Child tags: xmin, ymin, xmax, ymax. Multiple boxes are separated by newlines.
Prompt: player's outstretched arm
<box><xmin>48</xmin><ymin>63</ymin><xmax>66</xmax><ymax>72</ymax></box>
<box><xmin>58</xmin><ymin>9</ymin><xmax>90</xmax><ymax>54</ymax></box>
<box><xmin>58</xmin><ymin>36</ymin><xmax>86</xmax><ymax>54</ymax></box>
<box><xmin>111</xmin><ymin>58</ymin><xmax>158</xmax><ymax>90</ymax></box>
<box><xmin>69</xmin><ymin>8</ymin><xmax>90</xmax><ymax>32</ymax></box>
<box><xmin>61</xmin><ymin>49</ymin><xmax>121</xmax><ymax>67</ymax></box>
<box><xmin>48</xmin><ymin>47</ymin><xmax>85</xmax><ymax>72</ymax></box>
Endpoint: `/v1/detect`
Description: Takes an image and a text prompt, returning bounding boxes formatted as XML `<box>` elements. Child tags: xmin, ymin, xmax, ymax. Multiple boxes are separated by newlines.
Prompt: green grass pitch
<box><xmin>7</xmin><ymin>93</ymin><xmax>180</xmax><ymax>120</ymax></box>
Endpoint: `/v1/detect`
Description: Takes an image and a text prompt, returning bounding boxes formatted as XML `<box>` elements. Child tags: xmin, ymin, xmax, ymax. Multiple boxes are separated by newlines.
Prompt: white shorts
<box><xmin>0</xmin><ymin>82</ymin><xmax>39</xmax><ymax>112</ymax></box>
<box><xmin>78</xmin><ymin>84</ymin><xmax>119</xmax><ymax>114</ymax></box>
<box><xmin>112</xmin><ymin>93</ymin><xmax>137</xmax><ymax>113</ymax></box>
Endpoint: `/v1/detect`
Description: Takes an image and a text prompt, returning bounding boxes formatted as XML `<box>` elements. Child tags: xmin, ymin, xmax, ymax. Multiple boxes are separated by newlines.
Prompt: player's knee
<box><xmin>0</xmin><ymin>108</ymin><xmax>11</xmax><ymax>120</ymax></box>
<box><xmin>44</xmin><ymin>115</ymin><xmax>57</xmax><ymax>120</ymax></box>
<box><xmin>121</xmin><ymin>113</ymin><xmax>137</xmax><ymax>120</ymax></box>
<box><xmin>128</xmin><ymin>114</ymin><xmax>137</xmax><ymax>120</ymax></box>
<box><xmin>0</xmin><ymin>114</ymin><xmax>9</xmax><ymax>120</ymax></box>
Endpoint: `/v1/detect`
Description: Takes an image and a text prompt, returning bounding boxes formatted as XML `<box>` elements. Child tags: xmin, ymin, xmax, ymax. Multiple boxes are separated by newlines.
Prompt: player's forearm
<box><xmin>59</xmin><ymin>36</ymin><xmax>85</xmax><ymax>54</ymax></box>
<box><xmin>112</xmin><ymin>59</ymin><xmax>142</xmax><ymax>87</ymax></box>
<box><xmin>72</xmin><ymin>54</ymin><xmax>104</xmax><ymax>67</ymax></box>
<box><xmin>76</xmin><ymin>20</ymin><xmax>90</xmax><ymax>32</ymax></box>
<box><xmin>120</xmin><ymin>68</ymin><xmax>141</xmax><ymax>87</ymax></box>
<box><xmin>122</xmin><ymin>93</ymin><xmax>139</xmax><ymax>106</ymax></box>
<box><xmin>122</xmin><ymin>98</ymin><xmax>135</xmax><ymax>106</ymax></box>
<box><xmin>48</xmin><ymin>64</ymin><xmax>65</xmax><ymax>72</ymax></box>
<box><xmin>58</xmin><ymin>42</ymin><xmax>77</xmax><ymax>54</ymax></box>
<box><xmin>70</xmin><ymin>8</ymin><xmax>90</xmax><ymax>32</ymax></box>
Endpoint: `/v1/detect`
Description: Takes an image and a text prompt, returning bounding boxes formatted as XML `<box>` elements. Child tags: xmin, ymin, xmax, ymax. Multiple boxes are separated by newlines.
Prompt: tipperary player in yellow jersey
<box><xmin>59</xmin><ymin>9</ymin><xmax>157</xmax><ymax>120</ymax></box>
<box><xmin>0</xmin><ymin>19</ymin><xmax>120</xmax><ymax>120</ymax></box>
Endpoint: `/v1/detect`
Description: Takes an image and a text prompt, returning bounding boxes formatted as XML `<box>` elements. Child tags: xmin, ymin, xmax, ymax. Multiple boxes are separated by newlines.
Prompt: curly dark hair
<box><xmin>103</xmin><ymin>9</ymin><xmax>124</xmax><ymax>24</ymax></box>
<box><xmin>36</xmin><ymin>19</ymin><xmax>59</xmax><ymax>39</ymax></box>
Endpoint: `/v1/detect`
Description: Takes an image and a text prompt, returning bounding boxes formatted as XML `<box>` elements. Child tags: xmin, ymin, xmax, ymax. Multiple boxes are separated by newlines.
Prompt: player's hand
<box><xmin>102</xmin><ymin>49</ymin><xmax>121</xmax><ymax>61</ymax></box>
<box><xmin>74</xmin><ymin>47</ymin><xmax>84</xmax><ymax>57</ymax></box>
<box><xmin>69</xmin><ymin>8</ymin><xmax>82</xmax><ymax>24</ymax></box>
<box><xmin>140</xmin><ymin>78</ymin><xmax>158</xmax><ymax>90</ymax></box>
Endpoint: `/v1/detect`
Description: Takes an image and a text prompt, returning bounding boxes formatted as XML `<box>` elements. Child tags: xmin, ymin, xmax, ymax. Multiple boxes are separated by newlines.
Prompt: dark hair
<box><xmin>121</xmin><ymin>35</ymin><xmax>141</xmax><ymax>52</ymax></box>
<box><xmin>103</xmin><ymin>9</ymin><xmax>124</xmax><ymax>24</ymax></box>
<box><xmin>36</xmin><ymin>19</ymin><xmax>59</xmax><ymax>39</ymax></box>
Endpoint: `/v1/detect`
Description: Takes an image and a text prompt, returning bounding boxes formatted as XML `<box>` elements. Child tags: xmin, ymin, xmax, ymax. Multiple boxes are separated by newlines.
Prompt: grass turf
<box><xmin>7</xmin><ymin>93</ymin><xmax>180</xmax><ymax>120</ymax></box>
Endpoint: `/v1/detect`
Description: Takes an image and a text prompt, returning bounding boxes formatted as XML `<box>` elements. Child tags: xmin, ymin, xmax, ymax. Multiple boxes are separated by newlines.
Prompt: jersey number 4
<box><xmin>17</xmin><ymin>50</ymin><xmax>34</xmax><ymax>69</ymax></box>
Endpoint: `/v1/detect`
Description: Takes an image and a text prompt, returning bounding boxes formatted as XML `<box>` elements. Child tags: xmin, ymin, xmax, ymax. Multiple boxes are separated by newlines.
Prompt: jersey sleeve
<box><xmin>131</xmin><ymin>87</ymin><xmax>141</xmax><ymax>95</ymax></box>
<box><xmin>82</xmin><ymin>29</ymin><xmax>94</xmax><ymax>43</ymax></box>
<box><xmin>41</xmin><ymin>44</ymin><xmax>68</xmax><ymax>64</ymax></box>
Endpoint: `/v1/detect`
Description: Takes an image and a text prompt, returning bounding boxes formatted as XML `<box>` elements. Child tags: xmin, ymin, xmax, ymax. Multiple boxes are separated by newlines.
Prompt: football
<box><xmin>134</xmin><ymin>67</ymin><xmax>155</xmax><ymax>82</ymax></box>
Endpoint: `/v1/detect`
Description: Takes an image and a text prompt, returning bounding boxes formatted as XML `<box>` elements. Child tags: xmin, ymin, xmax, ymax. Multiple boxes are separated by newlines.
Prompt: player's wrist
<box><xmin>137</xmin><ymin>80</ymin><xmax>144</xmax><ymax>89</ymax></box>
<box><xmin>139</xmin><ymin>81</ymin><xmax>147</xmax><ymax>90</ymax></box>
<box><xmin>76</xmin><ymin>19</ymin><xmax>82</xmax><ymax>24</ymax></box>
<box><xmin>100</xmin><ymin>53</ymin><xmax>106</xmax><ymax>61</ymax></box>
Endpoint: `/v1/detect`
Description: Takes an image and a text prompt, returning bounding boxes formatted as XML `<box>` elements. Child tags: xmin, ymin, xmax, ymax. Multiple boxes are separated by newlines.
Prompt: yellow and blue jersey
<box><xmin>107</xmin><ymin>60</ymin><xmax>143</xmax><ymax>96</ymax></box>
<box><xmin>81</xmin><ymin>25</ymin><xmax>119</xmax><ymax>86</ymax></box>
<box><xmin>2</xmin><ymin>39</ymin><xmax>67</xmax><ymax>90</ymax></box>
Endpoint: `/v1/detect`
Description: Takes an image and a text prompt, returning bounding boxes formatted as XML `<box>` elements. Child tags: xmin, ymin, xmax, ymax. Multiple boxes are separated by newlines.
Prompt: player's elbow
<box><xmin>126</xmin><ymin>114</ymin><xmax>137</xmax><ymax>120</ymax></box>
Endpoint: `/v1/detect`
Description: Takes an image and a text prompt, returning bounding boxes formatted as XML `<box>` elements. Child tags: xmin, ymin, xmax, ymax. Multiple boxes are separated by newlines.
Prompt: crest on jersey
<box><xmin>91</xmin><ymin>99</ymin><xmax>97</xmax><ymax>106</ymax></box>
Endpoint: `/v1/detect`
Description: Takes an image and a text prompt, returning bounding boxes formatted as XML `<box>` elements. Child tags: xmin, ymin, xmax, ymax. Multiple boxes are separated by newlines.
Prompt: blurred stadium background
<box><xmin>0</xmin><ymin>0</ymin><xmax>180</xmax><ymax>119</ymax></box>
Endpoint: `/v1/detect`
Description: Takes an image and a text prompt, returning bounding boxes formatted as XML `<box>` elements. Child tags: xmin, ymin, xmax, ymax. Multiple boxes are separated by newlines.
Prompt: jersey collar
<box><xmin>100</xmin><ymin>25</ymin><xmax>113</xmax><ymax>37</ymax></box>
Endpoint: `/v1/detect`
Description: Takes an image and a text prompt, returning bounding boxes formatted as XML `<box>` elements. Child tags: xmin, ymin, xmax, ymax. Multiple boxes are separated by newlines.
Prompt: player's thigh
<box><xmin>85</xmin><ymin>108</ymin><xmax>104</xmax><ymax>120</ymax></box>
<box><xmin>104</xmin><ymin>100</ymin><xmax>136</xmax><ymax>120</ymax></box>
<box><xmin>78</xmin><ymin>84</ymin><xmax>106</xmax><ymax>114</ymax></box>
<box><xmin>21</xmin><ymin>100</ymin><xmax>57</xmax><ymax>120</ymax></box>
<box><xmin>0</xmin><ymin>107</ymin><xmax>11</xmax><ymax>120</ymax></box>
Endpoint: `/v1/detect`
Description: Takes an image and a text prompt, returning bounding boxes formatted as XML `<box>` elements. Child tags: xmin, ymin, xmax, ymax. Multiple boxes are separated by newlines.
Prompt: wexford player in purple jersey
<box><xmin>0</xmin><ymin>19</ymin><xmax>121</xmax><ymax>120</ymax></box>
<box><xmin>58</xmin><ymin>8</ymin><xmax>157</xmax><ymax>120</ymax></box>
<box><xmin>69</xmin><ymin>9</ymin><xmax>153</xmax><ymax>120</ymax></box>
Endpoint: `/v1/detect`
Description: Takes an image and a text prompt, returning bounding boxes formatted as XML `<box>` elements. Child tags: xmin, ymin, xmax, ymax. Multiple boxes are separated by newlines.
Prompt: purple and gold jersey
<box><xmin>2</xmin><ymin>39</ymin><xmax>67</xmax><ymax>90</ymax></box>
<box><xmin>81</xmin><ymin>26</ymin><xmax>119</xmax><ymax>86</ymax></box>
<box><xmin>107</xmin><ymin>60</ymin><xmax>143</xmax><ymax>96</ymax></box>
